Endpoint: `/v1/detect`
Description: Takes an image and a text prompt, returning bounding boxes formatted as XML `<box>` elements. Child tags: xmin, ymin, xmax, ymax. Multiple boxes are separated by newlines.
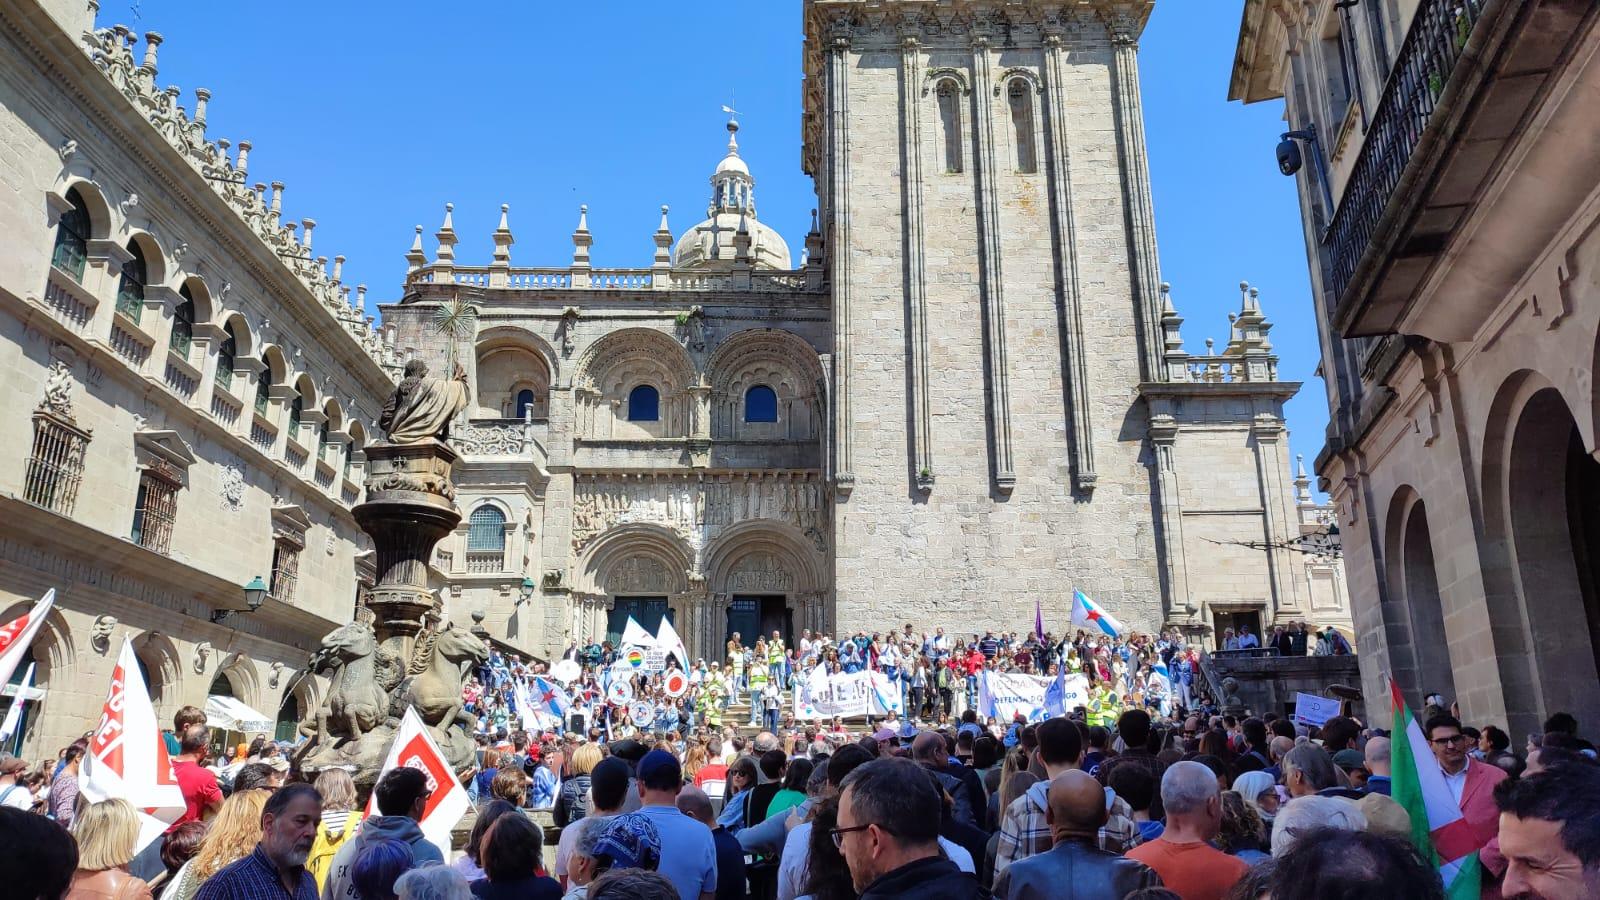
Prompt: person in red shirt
<box><xmin>169</xmin><ymin>724</ymin><xmax>222</xmax><ymax>831</ymax></box>
<box><xmin>1125</xmin><ymin>760</ymin><xmax>1248</xmax><ymax>900</ymax></box>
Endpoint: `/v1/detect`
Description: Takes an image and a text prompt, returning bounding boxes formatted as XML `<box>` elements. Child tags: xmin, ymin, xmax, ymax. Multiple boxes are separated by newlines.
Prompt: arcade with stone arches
<box><xmin>570</xmin><ymin>521</ymin><xmax>828</xmax><ymax>660</ymax></box>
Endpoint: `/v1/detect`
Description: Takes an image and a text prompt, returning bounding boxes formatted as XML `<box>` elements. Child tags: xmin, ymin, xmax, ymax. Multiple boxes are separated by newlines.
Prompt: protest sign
<box><xmin>1294</xmin><ymin>691</ymin><xmax>1342</xmax><ymax>726</ymax></box>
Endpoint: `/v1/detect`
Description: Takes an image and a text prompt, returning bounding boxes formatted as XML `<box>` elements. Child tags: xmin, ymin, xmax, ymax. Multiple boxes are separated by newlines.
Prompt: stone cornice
<box><xmin>0</xmin><ymin>0</ymin><xmax>397</xmax><ymax>398</ymax></box>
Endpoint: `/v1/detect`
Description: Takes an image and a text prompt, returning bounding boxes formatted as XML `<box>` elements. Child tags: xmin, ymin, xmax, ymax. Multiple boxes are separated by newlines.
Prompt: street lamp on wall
<box><xmin>212</xmin><ymin>576</ymin><xmax>269</xmax><ymax>623</ymax></box>
<box><xmin>517</xmin><ymin>576</ymin><xmax>535</xmax><ymax>606</ymax></box>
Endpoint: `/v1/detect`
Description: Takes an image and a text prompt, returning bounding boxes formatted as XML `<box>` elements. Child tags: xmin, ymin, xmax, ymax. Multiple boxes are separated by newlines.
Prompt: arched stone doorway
<box><xmin>1483</xmin><ymin>379</ymin><xmax>1600</xmax><ymax>735</ymax></box>
<box><xmin>1382</xmin><ymin>490</ymin><xmax>1456</xmax><ymax>708</ymax></box>
<box><xmin>574</xmin><ymin>523</ymin><xmax>695</xmax><ymax>653</ymax></box>
<box><xmin>706</xmin><ymin>521</ymin><xmax>828</xmax><ymax>659</ymax></box>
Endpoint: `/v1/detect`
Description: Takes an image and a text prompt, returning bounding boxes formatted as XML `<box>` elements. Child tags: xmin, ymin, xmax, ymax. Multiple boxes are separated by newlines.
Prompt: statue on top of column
<box><xmin>379</xmin><ymin>359</ymin><xmax>471</xmax><ymax>444</ymax></box>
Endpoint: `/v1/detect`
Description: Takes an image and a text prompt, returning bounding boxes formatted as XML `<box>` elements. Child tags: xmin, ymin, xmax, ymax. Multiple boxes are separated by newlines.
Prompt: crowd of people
<box><xmin>468</xmin><ymin>625</ymin><xmax>1259</xmax><ymax>741</ymax></box>
<box><xmin>6</xmin><ymin>623</ymin><xmax>1598</xmax><ymax>900</ymax></box>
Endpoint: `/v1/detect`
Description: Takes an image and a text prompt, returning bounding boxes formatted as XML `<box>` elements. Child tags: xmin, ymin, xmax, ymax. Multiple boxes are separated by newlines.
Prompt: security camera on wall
<box><xmin>1277</xmin><ymin>136</ymin><xmax>1304</xmax><ymax>176</ymax></box>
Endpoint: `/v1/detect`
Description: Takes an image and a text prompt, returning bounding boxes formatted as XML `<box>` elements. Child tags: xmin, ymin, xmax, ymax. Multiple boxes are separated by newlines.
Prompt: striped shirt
<box><xmin>194</xmin><ymin>846</ymin><xmax>319</xmax><ymax>900</ymax></box>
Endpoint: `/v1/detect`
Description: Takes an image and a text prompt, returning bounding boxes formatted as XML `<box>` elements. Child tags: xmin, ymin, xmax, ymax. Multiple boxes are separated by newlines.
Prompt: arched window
<box><xmin>345</xmin><ymin>437</ymin><xmax>360</xmax><ymax>480</ymax></box>
<box><xmin>515</xmin><ymin>389</ymin><xmax>536</xmax><ymax>420</ymax></box>
<box><xmin>287</xmin><ymin>395</ymin><xmax>303</xmax><ymax>436</ymax></box>
<box><xmin>744</xmin><ymin>385</ymin><xmax>778</xmax><ymax>423</ymax></box>
<box><xmin>628</xmin><ymin>384</ymin><xmax>660</xmax><ymax>422</ymax></box>
<box><xmin>208</xmin><ymin>671</ymin><xmax>234</xmax><ymax>698</ymax></box>
<box><xmin>170</xmin><ymin>287</ymin><xmax>195</xmax><ymax>356</ymax></box>
<box><xmin>1009</xmin><ymin>80</ymin><xmax>1037</xmax><ymax>174</ymax></box>
<box><xmin>936</xmin><ymin>81</ymin><xmax>963</xmax><ymax>174</ymax></box>
<box><xmin>215</xmin><ymin>323</ymin><xmax>237</xmax><ymax>390</ymax></box>
<box><xmin>116</xmin><ymin>240</ymin><xmax>148</xmax><ymax>322</ymax></box>
<box><xmin>52</xmin><ymin>188</ymin><xmax>91</xmax><ymax>280</ymax></box>
<box><xmin>318</xmin><ymin>419</ymin><xmax>331</xmax><ymax>454</ymax></box>
<box><xmin>467</xmin><ymin>505</ymin><xmax>507</xmax><ymax>552</ymax></box>
<box><xmin>254</xmin><ymin>368</ymin><xmax>271</xmax><ymax>415</ymax></box>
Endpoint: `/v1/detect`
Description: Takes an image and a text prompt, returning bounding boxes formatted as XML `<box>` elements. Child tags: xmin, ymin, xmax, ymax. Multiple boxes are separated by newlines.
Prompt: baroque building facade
<box><xmin>1230</xmin><ymin>0</ymin><xmax>1600</xmax><ymax>736</ymax></box>
<box><xmin>390</xmin><ymin>0</ymin><xmax>1351</xmax><ymax>669</ymax></box>
<box><xmin>0</xmin><ymin>0</ymin><xmax>401</xmax><ymax>756</ymax></box>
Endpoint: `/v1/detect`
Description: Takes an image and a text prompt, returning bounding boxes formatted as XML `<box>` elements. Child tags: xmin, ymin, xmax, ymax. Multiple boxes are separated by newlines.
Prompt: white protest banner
<box><xmin>980</xmin><ymin>671</ymin><xmax>1088</xmax><ymax>722</ymax></box>
<box><xmin>81</xmin><ymin>640</ymin><xmax>186</xmax><ymax>852</ymax></box>
<box><xmin>792</xmin><ymin>669</ymin><xmax>907</xmax><ymax>720</ymax></box>
<box><xmin>366</xmin><ymin>707</ymin><xmax>471</xmax><ymax>853</ymax></box>
<box><xmin>1293</xmin><ymin>692</ymin><xmax>1342</xmax><ymax>727</ymax></box>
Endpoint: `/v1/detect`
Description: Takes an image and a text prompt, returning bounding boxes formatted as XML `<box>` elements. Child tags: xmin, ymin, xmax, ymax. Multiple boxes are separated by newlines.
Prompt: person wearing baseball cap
<box><xmin>632</xmin><ymin>749</ymin><xmax>718</xmax><ymax>900</ymax></box>
<box><xmin>0</xmin><ymin>756</ymin><xmax>31</xmax><ymax>810</ymax></box>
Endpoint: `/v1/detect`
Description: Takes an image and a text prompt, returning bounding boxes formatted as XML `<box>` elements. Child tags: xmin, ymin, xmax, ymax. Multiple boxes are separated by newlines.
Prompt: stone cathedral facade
<box><xmin>388</xmin><ymin>0</ymin><xmax>1352</xmax><ymax>664</ymax></box>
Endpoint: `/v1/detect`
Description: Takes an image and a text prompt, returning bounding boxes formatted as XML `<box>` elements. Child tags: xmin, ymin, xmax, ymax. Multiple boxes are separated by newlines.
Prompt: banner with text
<box><xmin>979</xmin><ymin>671</ymin><xmax>1090</xmax><ymax>722</ymax></box>
<box><xmin>794</xmin><ymin>669</ymin><xmax>904</xmax><ymax>720</ymax></box>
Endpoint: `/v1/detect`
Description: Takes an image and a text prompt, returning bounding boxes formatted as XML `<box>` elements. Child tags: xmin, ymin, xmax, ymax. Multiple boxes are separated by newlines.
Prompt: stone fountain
<box><xmin>296</xmin><ymin>359</ymin><xmax>488</xmax><ymax>787</ymax></box>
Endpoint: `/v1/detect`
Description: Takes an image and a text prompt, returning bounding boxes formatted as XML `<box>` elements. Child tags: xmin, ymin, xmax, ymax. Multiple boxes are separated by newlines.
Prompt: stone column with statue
<box><xmin>296</xmin><ymin>356</ymin><xmax>488</xmax><ymax>785</ymax></box>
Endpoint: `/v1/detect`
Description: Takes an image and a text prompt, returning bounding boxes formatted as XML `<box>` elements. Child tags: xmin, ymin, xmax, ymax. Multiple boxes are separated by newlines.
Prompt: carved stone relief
<box><xmin>607</xmin><ymin>556</ymin><xmax>671</xmax><ymax>594</ymax></box>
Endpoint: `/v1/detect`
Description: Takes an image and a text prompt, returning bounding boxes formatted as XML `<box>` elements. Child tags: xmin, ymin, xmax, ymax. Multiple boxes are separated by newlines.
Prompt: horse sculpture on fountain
<box><xmin>402</xmin><ymin>621</ymin><xmax>488</xmax><ymax>762</ymax></box>
<box><xmin>303</xmin><ymin>608</ymin><xmax>389</xmax><ymax>745</ymax></box>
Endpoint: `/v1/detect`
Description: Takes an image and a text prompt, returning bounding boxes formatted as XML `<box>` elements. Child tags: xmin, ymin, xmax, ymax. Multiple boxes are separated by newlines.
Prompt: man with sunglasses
<box><xmin>1426</xmin><ymin>714</ymin><xmax>1508</xmax><ymax>853</ymax></box>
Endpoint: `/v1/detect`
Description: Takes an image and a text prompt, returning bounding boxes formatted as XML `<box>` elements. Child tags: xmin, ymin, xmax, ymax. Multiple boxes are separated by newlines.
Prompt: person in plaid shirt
<box><xmin>995</xmin><ymin>719</ymin><xmax>1141</xmax><ymax>877</ymax></box>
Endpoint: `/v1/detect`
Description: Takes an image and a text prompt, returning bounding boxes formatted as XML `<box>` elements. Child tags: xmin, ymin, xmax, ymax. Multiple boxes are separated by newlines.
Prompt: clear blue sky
<box><xmin>93</xmin><ymin>1</ymin><xmax>1323</xmax><ymax>487</ymax></box>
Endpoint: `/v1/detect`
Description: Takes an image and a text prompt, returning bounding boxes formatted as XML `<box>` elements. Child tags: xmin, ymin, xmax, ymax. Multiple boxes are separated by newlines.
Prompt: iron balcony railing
<box><xmin>1323</xmin><ymin>0</ymin><xmax>1486</xmax><ymax>315</ymax></box>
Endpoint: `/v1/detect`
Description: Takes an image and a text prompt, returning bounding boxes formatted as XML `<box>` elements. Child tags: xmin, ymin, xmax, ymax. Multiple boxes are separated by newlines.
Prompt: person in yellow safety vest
<box><xmin>767</xmin><ymin>631</ymin><xmax>786</xmax><ymax>683</ymax></box>
<box><xmin>747</xmin><ymin>664</ymin><xmax>769</xmax><ymax>726</ymax></box>
<box><xmin>1087</xmin><ymin>683</ymin><xmax>1116</xmax><ymax>728</ymax></box>
<box><xmin>728</xmin><ymin>641</ymin><xmax>746</xmax><ymax>704</ymax></box>
<box><xmin>701</xmin><ymin>669</ymin><xmax>725</xmax><ymax>728</ymax></box>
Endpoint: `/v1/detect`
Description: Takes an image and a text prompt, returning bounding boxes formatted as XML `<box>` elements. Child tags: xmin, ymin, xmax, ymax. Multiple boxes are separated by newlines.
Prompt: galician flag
<box><xmin>1071</xmin><ymin>590</ymin><xmax>1123</xmax><ymax>638</ymax></box>
<box><xmin>81</xmin><ymin>639</ymin><xmax>186</xmax><ymax>852</ymax></box>
<box><xmin>532</xmin><ymin>675</ymin><xmax>571</xmax><ymax>720</ymax></box>
<box><xmin>618</xmin><ymin>616</ymin><xmax>655</xmax><ymax>653</ymax></box>
<box><xmin>1390</xmin><ymin>679</ymin><xmax>1481</xmax><ymax>899</ymax></box>
<box><xmin>654</xmin><ymin>616</ymin><xmax>691</xmax><ymax>673</ymax></box>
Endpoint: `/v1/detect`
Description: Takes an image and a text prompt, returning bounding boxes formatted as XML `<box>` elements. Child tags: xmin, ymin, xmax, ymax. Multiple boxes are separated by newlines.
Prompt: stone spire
<box><xmin>1225</xmin><ymin>280</ymin><xmax>1276</xmax><ymax>381</ymax></box>
<box><xmin>433</xmin><ymin>203</ymin><xmax>457</xmax><ymax>266</ymax></box>
<box><xmin>671</xmin><ymin>118</ymin><xmax>792</xmax><ymax>270</ymax></box>
<box><xmin>1294</xmin><ymin>454</ymin><xmax>1313</xmax><ymax>505</ymax></box>
<box><xmin>1159</xmin><ymin>282</ymin><xmax>1189</xmax><ymax>382</ymax></box>
<box><xmin>492</xmin><ymin>204</ymin><xmax>514</xmax><ymax>266</ymax></box>
<box><xmin>489</xmin><ymin>204</ymin><xmax>514</xmax><ymax>288</ymax></box>
<box><xmin>571</xmin><ymin>205</ymin><xmax>592</xmax><ymax>272</ymax></box>
<box><xmin>653</xmin><ymin>205</ymin><xmax>673</xmax><ymax>270</ymax></box>
<box><xmin>404</xmin><ymin>225</ymin><xmax>427</xmax><ymax>274</ymax></box>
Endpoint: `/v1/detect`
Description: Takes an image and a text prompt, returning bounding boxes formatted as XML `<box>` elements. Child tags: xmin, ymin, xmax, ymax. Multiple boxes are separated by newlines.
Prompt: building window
<box><xmin>255</xmin><ymin>369</ymin><xmax>271</xmax><ymax>415</ymax></box>
<box><xmin>515</xmin><ymin>389</ymin><xmax>536</xmax><ymax>420</ymax></box>
<box><xmin>52</xmin><ymin>188</ymin><xmax>91</xmax><ymax>280</ymax></box>
<box><xmin>115</xmin><ymin>240</ymin><xmax>148</xmax><ymax>323</ymax></box>
<box><xmin>270</xmin><ymin>538</ymin><xmax>300</xmax><ymax>603</ymax></box>
<box><xmin>936</xmin><ymin>81</ymin><xmax>964</xmax><ymax>174</ymax></box>
<box><xmin>744</xmin><ymin>385</ymin><xmax>778</xmax><ymax>423</ymax></box>
<box><xmin>466</xmin><ymin>505</ymin><xmax>507</xmax><ymax>573</ymax></box>
<box><xmin>318</xmin><ymin>419</ymin><xmax>331</xmax><ymax>456</ymax></box>
<box><xmin>1008</xmin><ymin>81</ymin><xmax>1037</xmax><ymax>174</ymax></box>
<box><xmin>345</xmin><ymin>440</ymin><xmax>359</xmax><ymax>481</ymax></box>
<box><xmin>1364</xmin><ymin>0</ymin><xmax>1390</xmax><ymax>73</ymax></box>
<box><xmin>628</xmin><ymin>384</ymin><xmax>660</xmax><ymax>422</ymax></box>
<box><xmin>1322</xmin><ymin>22</ymin><xmax>1355</xmax><ymax>126</ymax></box>
<box><xmin>287</xmin><ymin>395</ymin><xmax>303</xmax><ymax>437</ymax></box>
<box><xmin>215</xmin><ymin>323</ymin><xmax>237</xmax><ymax>390</ymax></box>
<box><xmin>170</xmin><ymin>288</ymin><xmax>195</xmax><ymax>357</ymax></box>
<box><xmin>131</xmin><ymin>465</ymin><xmax>180</xmax><ymax>554</ymax></box>
<box><xmin>24</xmin><ymin>411</ymin><xmax>89</xmax><ymax>515</ymax></box>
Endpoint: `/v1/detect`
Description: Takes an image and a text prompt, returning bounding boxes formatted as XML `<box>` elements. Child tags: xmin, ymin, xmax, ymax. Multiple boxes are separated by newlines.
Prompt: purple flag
<box><xmin>1035</xmin><ymin>599</ymin><xmax>1045</xmax><ymax>640</ymax></box>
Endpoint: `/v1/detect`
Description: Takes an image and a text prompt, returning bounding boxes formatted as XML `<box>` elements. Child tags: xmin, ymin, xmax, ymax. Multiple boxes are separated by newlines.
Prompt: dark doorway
<box><xmin>729</xmin><ymin>595</ymin><xmax>791</xmax><ymax>649</ymax></box>
<box><xmin>1212</xmin><ymin>608</ymin><xmax>1262</xmax><ymax>650</ymax></box>
<box><xmin>1564</xmin><ymin>426</ymin><xmax>1600</xmax><ymax>692</ymax></box>
<box><xmin>607</xmin><ymin>597</ymin><xmax>672</xmax><ymax>647</ymax></box>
